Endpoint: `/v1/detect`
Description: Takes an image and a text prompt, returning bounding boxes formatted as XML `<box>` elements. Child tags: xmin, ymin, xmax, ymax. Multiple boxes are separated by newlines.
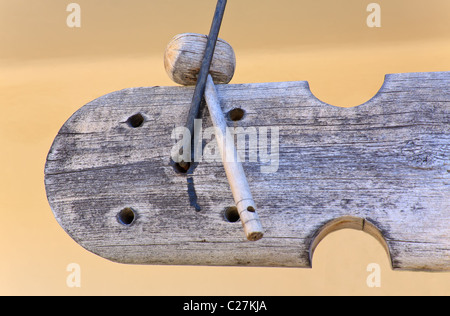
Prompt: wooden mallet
<box><xmin>165</xmin><ymin>33</ymin><xmax>264</xmax><ymax>241</ymax></box>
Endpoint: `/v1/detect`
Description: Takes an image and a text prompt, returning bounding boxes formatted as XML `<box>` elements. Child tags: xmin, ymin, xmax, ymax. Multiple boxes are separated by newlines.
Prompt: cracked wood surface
<box><xmin>45</xmin><ymin>71</ymin><xmax>449</xmax><ymax>271</ymax></box>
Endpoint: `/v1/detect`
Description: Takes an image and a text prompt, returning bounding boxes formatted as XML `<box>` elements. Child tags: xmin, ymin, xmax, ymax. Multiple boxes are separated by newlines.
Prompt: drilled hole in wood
<box><xmin>173</xmin><ymin>161</ymin><xmax>190</xmax><ymax>174</ymax></box>
<box><xmin>228</xmin><ymin>108</ymin><xmax>245</xmax><ymax>121</ymax></box>
<box><xmin>247</xmin><ymin>206</ymin><xmax>255</xmax><ymax>212</ymax></box>
<box><xmin>224</xmin><ymin>206</ymin><xmax>240</xmax><ymax>223</ymax></box>
<box><xmin>117</xmin><ymin>207</ymin><xmax>136</xmax><ymax>226</ymax></box>
<box><xmin>126</xmin><ymin>113</ymin><xmax>145</xmax><ymax>128</ymax></box>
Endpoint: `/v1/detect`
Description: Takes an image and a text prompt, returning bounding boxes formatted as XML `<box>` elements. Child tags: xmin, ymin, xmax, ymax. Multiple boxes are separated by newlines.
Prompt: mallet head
<box><xmin>164</xmin><ymin>33</ymin><xmax>236</xmax><ymax>86</ymax></box>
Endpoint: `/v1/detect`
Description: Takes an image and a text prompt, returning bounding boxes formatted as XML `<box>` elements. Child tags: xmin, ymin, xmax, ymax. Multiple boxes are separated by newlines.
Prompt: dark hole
<box><xmin>127</xmin><ymin>113</ymin><xmax>145</xmax><ymax>128</ymax></box>
<box><xmin>247</xmin><ymin>206</ymin><xmax>255</xmax><ymax>213</ymax></box>
<box><xmin>173</xmin><ymin>161</ymin><xmax>190</xmax><ymax>174</ymax></box>
<box><xmin>117</xmin><ymin>207</ymin><xmax>135</xmax><ymax>225</ymax></box>
<box><xmin>224</xmin><ymin>206</ymin><xmax>240</xmax><ymax>223</ymax></box>
<box><xmin>228</xmin><ymin>108</ymin><xmax>245</xmax><ymax>121</ymax></box>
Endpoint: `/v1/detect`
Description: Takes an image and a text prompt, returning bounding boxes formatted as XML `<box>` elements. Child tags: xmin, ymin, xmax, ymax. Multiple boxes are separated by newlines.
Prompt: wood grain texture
<box><xmin>164</xmin><ymin>33</ymin><xmax>236</xmax><ymax>86</ymax></box>
<box><xmin>44</xmin><ymin>72</ymin><xmax>450</xmax><ymax>271</ymax></box>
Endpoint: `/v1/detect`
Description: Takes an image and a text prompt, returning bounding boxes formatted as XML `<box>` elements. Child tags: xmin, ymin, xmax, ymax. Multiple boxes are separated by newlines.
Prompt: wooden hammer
<box><xmin>165</xmin><ymin>33</ymin><xmax>264</xmax><ymax>241</ymax></box>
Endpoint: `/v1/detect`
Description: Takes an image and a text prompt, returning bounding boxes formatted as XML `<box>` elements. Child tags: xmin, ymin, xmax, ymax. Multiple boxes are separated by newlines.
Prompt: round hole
<box><xmin>173</xmin><ymin>161</ymin><xmax>190</xmax><ymax>174</ymax></box>
<box><xmin>228</xmin><ymin>108</ymin><xmax>245</xmax><ymax>121</ymax></box>
<box><xmin>247</xmin><ymin>206</ymin><xmax>255</xmax><ymax>213</ymax></box>
<box><xmin>127</xmin><ymin>113</ymin><xmax>145</xmax><ymax>128</ymax></box>
<box><xmin>224</xmin><ymin>206</ymin><xmax>240</xmax><ymax>223</ymax></box>
<box><xmin>117</xmin><ymin>207</ymin><xmax>136</xmax><ymax>225</ymax></box>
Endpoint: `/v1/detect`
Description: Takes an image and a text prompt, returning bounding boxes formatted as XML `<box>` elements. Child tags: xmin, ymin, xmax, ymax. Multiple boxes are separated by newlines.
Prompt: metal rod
<box><xmin>184</xmin><ymin>0</ymin><xmax>228</xmax><ymax>162</ymax></box>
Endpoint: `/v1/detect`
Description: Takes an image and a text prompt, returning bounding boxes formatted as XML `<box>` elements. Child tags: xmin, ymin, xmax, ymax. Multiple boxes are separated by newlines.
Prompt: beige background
<box><xmin>0</xmin><ymin>0</ymin><xmax>449</xmax><ymax>295</ymax></box>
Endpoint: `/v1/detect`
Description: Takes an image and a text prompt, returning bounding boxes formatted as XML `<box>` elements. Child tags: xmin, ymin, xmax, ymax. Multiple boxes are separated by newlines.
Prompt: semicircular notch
<box><xmin>309</xmin><ymin>216</ymin><xmax>392</xmax><ymax>268</ymax></box>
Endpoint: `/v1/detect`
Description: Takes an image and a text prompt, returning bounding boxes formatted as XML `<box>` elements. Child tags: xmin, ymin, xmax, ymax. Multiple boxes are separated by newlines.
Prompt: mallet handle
<box><xmin>204</xmin><ymin>74</ymin><xmax>264</xmax><ymax>241</ymax></box>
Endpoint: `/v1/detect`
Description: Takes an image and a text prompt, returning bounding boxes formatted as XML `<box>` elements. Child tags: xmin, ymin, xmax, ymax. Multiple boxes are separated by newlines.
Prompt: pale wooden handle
<box><xmin>204</xmin><ymin>74</ymin><xmax>264</xmax><ymax>241</ymax></box>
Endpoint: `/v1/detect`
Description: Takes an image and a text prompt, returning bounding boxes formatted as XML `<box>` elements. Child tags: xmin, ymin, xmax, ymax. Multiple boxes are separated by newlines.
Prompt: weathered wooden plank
<box><xmin>44</xmin><ymin>71</ymin><xmax>450</xmax><ymax>271</ymax></box>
